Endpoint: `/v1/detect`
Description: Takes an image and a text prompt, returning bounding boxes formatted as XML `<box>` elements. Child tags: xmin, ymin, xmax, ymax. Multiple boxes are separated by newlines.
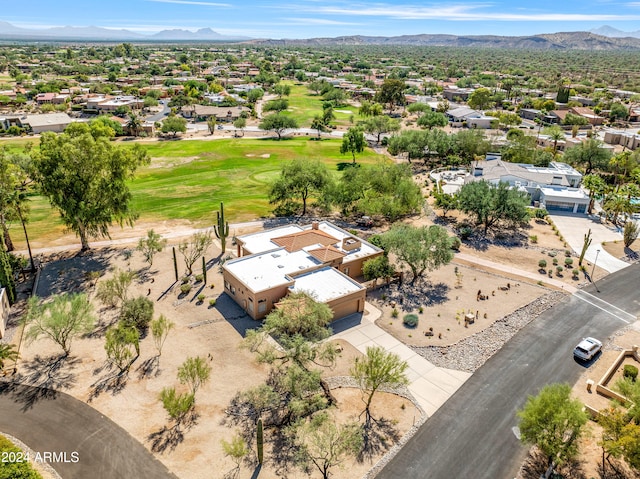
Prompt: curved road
<box><xmin>0</xmin><ymin>382</ymin><xmax>177</xmax><ymax>479</ymax></box>
<box><xmin>379</xmin><ymin>263</ymin><xmax>640</xmax><ymax>479</ymax></box>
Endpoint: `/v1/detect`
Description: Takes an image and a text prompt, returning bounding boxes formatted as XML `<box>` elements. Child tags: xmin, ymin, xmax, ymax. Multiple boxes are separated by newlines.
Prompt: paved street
<box><xmin>0</xmin><ymin>383</ymin><xmax>177</xmax><ymax>479</ymax></box>
<box><xmin>378</xmin><ymin>263</ymin><xmax>640</xmax><ymax>479</ymax></box>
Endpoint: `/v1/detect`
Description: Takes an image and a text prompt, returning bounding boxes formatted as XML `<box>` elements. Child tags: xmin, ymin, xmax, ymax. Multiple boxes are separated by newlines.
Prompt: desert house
<box><xmin>223</xmin><ymin>221</ymin><xmax>383</xmax><ymax>320</ymax></box>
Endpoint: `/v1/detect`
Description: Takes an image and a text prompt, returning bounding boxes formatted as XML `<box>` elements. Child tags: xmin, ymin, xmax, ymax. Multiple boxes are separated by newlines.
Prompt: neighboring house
<box><xmin>569</xmin><ymin>106</ymin><xmax>604</xmax><ymax>126</ymax></box>
<box><xmin>604</xmin><ymin>129</ymin><xmax>640</xmax><ymax>151</ymax></box>
<box><xmin>224</xmin><ymin>221</ymin><xmax>383</xmax><ymax>320</ymax></box>
<box><xmin>35</xmin><ymin>92</ymin><xmax>55</xmax><ymax>104</ymax></box>
<box><xmin>180</xmin><ymin>105</ymin><xmax>246</xmax><ymax>122</ymax></box>
<box><xmin>446</xmin><ymin>106</ymin><xmax>495</xmax><ymax>128</ymax></box>
<box><xmin>518</xmin><ymin>108</ymin><xmax>543</xmax><ymax>121</ymax></box>
<box><xmin>466</xmin><ymin>157</ymin><xmax>589</xmax><ymax>213</ymax></box>
<box><xmin>20</xmin><ymin>113</ymin><xmax>72</xmax><ymax>133</ymax></box>
<box><xmin>543</xmin><ymin>110</ymin><xmax>568</xmax><ymax>125</ymax></box>
<box><xmin>443</xmin><ymin>87</ymin><xmax>474</xmax><ymax>102</ymax></box>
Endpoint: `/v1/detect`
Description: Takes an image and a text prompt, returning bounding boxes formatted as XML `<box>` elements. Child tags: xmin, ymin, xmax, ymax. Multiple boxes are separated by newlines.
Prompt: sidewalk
<box><xmin>332</xmin><ymin>302</ymin><xmax>471</xmax><ymax>417</ymax></box>
<box><xmin>454</xmin><ymin>252</ymin><xmax>578</xmax><ymax>294</ymax></box>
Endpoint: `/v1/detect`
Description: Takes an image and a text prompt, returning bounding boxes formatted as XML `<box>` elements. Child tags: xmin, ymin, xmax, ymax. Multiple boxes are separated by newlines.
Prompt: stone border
<box><xmin>324</xmin><ymin>376</ymin><xmax>428</xmax><ymax>479</ymax></box>
<box><xmin>0</xmin><ymin>432</ymin><xmax>62</xmax><ymax>479</ymax></box>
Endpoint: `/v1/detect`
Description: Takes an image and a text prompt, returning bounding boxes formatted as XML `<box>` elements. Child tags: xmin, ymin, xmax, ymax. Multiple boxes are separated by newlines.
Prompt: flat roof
<box><xmin>290</xmin><ymin>267</ymin><xmax>363</xmax><ymax>303</ymax></box>
<box><xmin>224</xmin><ymin>247</ymin><xmax>320</xmax><ymax>293</ymax></box>
<box><xmin>303</xmin><ymin>222</ymin><xmax>382</xmax><ymax>262</ymax></box>
<box><xmin>539</xmin><ymin>186</ymin><xmax>590</xmax><ymax>200</ymax></box>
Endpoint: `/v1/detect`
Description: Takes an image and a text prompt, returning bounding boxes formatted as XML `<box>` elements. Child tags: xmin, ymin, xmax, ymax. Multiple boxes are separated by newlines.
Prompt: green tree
<box><xmin>609</xmin><ymin>102</ymin><xmax>628</xmax><ymax>122</ymax></box>
<box><xmin>0</xmin><ymin>343</ymin><xmax>19</xmax><ymax>369</ymax></box>
<box><xmin>517</xmin><ymin>383</ymin><xmax>588</xmax><ymax>473</ymax></box>
<box><xmin>340</xmin><ymin>127</ymin><xmax>366</xmax><ymax>164</ymax></box>
<box><xmin>457</xmin><ymin>181</ymin><xmax>530</xmax><ymax>233</ymax></box>
<box><xmin>581</xmin><ymin>174</ymin><xmax>608</xmax><ymax>214</ymax></box>
<box><xmin>178</xmin><ymin>230</ymin><xmax>213</xmax><ymax>276</ymax></box>
<box><xmin>105</xmin><ymin>320</ymin><xmax>140</xmax><ymax>374</ymax></box>
<box><xmin>468</xmin><ymin>88</ymin><xmax>493</xmax><ymax>110</ymax></box>
<box><xmin>259</xmin><ymin>113</ymin><xmax>298</xmax><ymax>140</ymax></box>
<box><xmin>33</xmin><ymin>122</ymin><xmax>150</xmax><ymax>250</ymax></box>
<box><xmin>417</xmin><ymin>110</ymin><xmax>448</xmax><ymax>130</ymax></box>
<box><xmin>624</xmin><ymin>221</ymin><xmax>639</xmax><ymax>248</ymax></box>
<box><xmin>294</xmin><ymin>412</ymin><xmax>363</xmax><ymax>479</ymax></box>
<box><xmin>137</xmin><ymin>229</ymin><xmax>167</xmax><ymax>266</ymax></box>
<box><xmin>233</xmin><ymin>117</ymin><xmax>246</xmax><ymax>137</ymax></box>
<box><xmin>434</xmin><ymin>192</ymin><xmax>459</xmax><ymax>218</ymax></box>
<box><xmin>120</xmin><ymin>296</ymin><xmax>154</xmax><ymax>332</ymax></box>
<box><xmin>362</xmin><ymin>255</ymin><xmax>395</xmax><ymax>286</ymax></box>
<box><xmin>160</xmin><ymin>386</ymin><xmax>195</xmax><ymax>421</ymax></box>
<box><xmin>361</xmin><ymin>115</ymin><xmax>400</xmax><ymax>144</ymax></box>
<box><xmin>269</xmin><ymin>158</ymin><xmax>331</xmax><ymax>216</ymax></box>
<box><xmin>387</xmin><ymin>129</ymin><xmax>430</xmax><ymax>163</ymax></box>
<box><xmin>206</xmin><ymin>116</ymin><xmax>217</xmax><ymax>135</ymax></box>
<box><xmin>126</xmin><ymin>113</ymin><xmax>141</xmax><ymax>137</ymax></box>
<box><xmin>221</xmin><ymin>434</ymin><xmax>249</xmax><ymax>474</ymax></box>
<box><xmin>0</xmin><ymin>237</ymin><xmax>15</xmax><ymax>304</ymax></box>
<box><xmin>543</xmin><ymin>125</ymin><xmax>565</xmax><ymax>157</ymax></box>
<box><xmin>359</xmin><ymin>100</ymin><xmax>383</xmax><ymax>117</ymax></box>
<box><xmin>562</xmin><ymin>113</ymin><xmax>589</xmax><ymax>126</ymax></box>
<box><xmin>311</xmin><ymin>116</ymin><xmax>328</xmax><ymax>139</ymax></box>
<box><xmin>178</xmin><ymin>356</ymin><xmax>212</xmax><ymax>396</ymax></box>
<box><xmin>161</xmin><ymin>114</ymin><xmax>187</xmax><ymax>137</ymax></box>
<box><xmin>151</xmin><ymin>314</ymin><xmax>175</xmax><ymax>356</ymax></box>
<box><xmin>246</xmin><ymin>88</ymin><xmax>264</xmax><ymax>103</ymax></box>
<box><xmin>375</xmin><ymin>79</ymin><xmax>406</xmax><ymax>112</ymax></box>
<box><xmin>381</xmin><ymin>224</ymin><xmax>454</xmax><ymax>284</ymax></box>
<box><xmin>263</xmin><ymin>98</ymin><xmax>289</xmax><ymax>113</ymax></box>
<box><xmin>0</xmin><ymin>436</ymin><xmax>43</xmax><ymax>479</ymax></box>
<box><xmin>25</xmin><ymin>293</ymin><xmax>96</xmax><ymax>356</ymax></box>
<box><xmin>351</xmin><ymin>346</ymin><xmax>409</xmax><ymax>419</ymax></box>
<box><xmin>273</xmin><ymin>83</ymin><xmax>291</xmax><ymax>98</ymax></box>
<box><xmin>96</xmin><ymin>269</ymin><xmax>136</xmax><ymax>308</ymax></box>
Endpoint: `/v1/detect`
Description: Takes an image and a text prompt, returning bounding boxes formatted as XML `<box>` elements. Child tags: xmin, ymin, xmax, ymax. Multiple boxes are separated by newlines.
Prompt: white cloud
<box><xmin>305</xmin><ymin>3</ymin><xmax>640</xmax><ymax>21</ymax></box>
<box><xmin>146</xmin><ymin>0</ymin><xmax>231</xmax><ymax>7</ymax></box>
<box><xmin>283</xmin><ymin>17</ymin><xmax>360</xmax><ymax>25</ymax></box>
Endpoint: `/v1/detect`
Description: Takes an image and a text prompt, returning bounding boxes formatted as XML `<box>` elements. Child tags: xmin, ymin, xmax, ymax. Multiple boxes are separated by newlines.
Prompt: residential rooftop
<box><xmin>289</xmin><ymin>266</ymin><xmax>363</xmax><ymax>303</ymax></box>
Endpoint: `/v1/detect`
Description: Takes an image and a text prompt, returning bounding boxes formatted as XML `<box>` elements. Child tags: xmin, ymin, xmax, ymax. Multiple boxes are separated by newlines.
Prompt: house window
<box><xmin>231</xmin><ymin>286</ymin><xmax>236</xmax><ymax>295</ymax></box>
<box><xmin>248</xmin><ymin>297</ymin><xmax>254</xmax><ymax>313</ymax></box>
<box><xmin>258</xmin><ymin>299</ymin><xmax>267</xmax><ymax>313</ymax></box>
<box><xmin>343</xmin><ymin>267</ymin><xmax>350</xmax><ymax>276</ymax></box>
<box><xmin>224</xmin><ymin>280</ymin><xmax>230</xmax><ymax>291</ymax></box>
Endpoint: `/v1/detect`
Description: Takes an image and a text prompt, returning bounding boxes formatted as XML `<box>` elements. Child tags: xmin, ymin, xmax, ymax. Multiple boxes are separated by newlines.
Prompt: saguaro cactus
<box><xmin>256</xmin><ymin>417</ymin><xmax>264</xmax><ymax>465</ymax></box>
<box><xmin>172</xmin><ymin>246</ymin><xmax>179</xmax><ymax>282</ymax></box>
<box><xmin>202</xmin><ymin>256</ymin><xmax>207</xmax><ymax>285</ymax></box>
<box><xmin>579</xmin><ymin>228</ymin><xmax>592</xmax><ymax>266</ymax></box>
<box><xmin>214</xmin><ymin>202</ymin><xmax>230</xmax><ymax>254</ymax></box>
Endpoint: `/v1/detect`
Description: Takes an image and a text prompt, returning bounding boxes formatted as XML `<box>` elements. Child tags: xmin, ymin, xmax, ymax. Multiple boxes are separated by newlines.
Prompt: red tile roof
<box><xmin>271</xmin><ymin>230</ymin><xmax>338</xmax><ymax>253</ymax></box>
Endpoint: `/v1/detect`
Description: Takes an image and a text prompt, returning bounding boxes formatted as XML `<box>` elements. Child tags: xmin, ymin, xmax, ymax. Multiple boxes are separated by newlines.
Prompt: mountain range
<box><xmin>1</xmin><ymin>20</ymin><xmax>640</xmax><ymax>49</ymax></box>
<box><xmin>0</xmin><ymin>21</ymin><xmax>249</xmax><ymax>41</ymax></box>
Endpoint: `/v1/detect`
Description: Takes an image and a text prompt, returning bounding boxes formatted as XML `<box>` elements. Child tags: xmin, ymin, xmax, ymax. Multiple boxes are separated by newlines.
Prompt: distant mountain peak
<box><xmin>590</xmin><ymin>25</ymin><xmax>640</xmax><ymax>38</ymax></box>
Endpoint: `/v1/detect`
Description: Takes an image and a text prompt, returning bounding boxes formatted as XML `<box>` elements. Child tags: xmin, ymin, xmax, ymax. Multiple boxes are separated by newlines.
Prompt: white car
<box><xmin>573</xmin><ymin>337</ymin><xmax>602</xmax><ymax>361</ymax></box>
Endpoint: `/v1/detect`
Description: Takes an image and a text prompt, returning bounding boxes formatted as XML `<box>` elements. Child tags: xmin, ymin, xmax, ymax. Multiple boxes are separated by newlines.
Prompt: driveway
<box><xmin>549</xmin><ymin>212</ymin><xmax>629</xmax><ymax>273</ymax></box>
<box><xmin>331</xmin><ymin>303</ymin><xmax>471</xmax><ymax>416</ymax></box>
<box><xmin>378</xmin><ymin>263</ymin><xmax>640</xmax><ymax>479</ymax></box>
<box><xmin>0</xmin><ymin>382</ymin><xmax>177</xmax><ymax>479</ymax></box>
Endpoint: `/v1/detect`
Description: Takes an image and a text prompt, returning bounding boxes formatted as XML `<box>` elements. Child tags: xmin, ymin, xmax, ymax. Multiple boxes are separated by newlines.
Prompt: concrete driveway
<box><xmin>331</xmin><ymin>303</ymin><xmax>471</xmax><ymax>416</ymax></box>
<box><xmin>549</xmin><ymin>212</ymin><xmax>630</xmax><ymax>273</ymax></box>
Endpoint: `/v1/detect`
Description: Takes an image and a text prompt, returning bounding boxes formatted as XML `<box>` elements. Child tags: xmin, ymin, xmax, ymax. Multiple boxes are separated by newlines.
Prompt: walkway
<box><xmin>332</xmin><ymin>303</ymin><xmax>471</xmax><ymax>417</ymax></box>
<box><xmin>455</xmin><ymin>252</ymin><xmax>578</xmax><ymax>293</ymax></box>
<box><xmin>549</xmin><ymin>212</ymin><xmax>630</xmax><ymax>273</ymax></box>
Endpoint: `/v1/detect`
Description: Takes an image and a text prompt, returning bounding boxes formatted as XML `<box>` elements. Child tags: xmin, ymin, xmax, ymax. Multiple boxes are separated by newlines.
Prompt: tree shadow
<box><xmin>9</xmin><ymin>354</ymin><xmax>79</xmax><ymax>411</ymax></box>
<box><xmin>136</xmin><ymin>355</ymin><xmax>161</xmax><ymax>380</ymax></box>
<box><xmin>519</xmin><ymin>448</ymin><xmax>588</xmax><ymax>479</ymax></box>
<box><xmin>147</xmin><ymin>410</ymin><xmax>199</xmax><ymax>454</ymax></box>
<box><xmin>358</xmin><ymin>415</ymin><xmax>401</xmax><ymax>463</ymax></box>
<box><xmin>87</xmin><ymin>363</ymin><xmax>129</xmax><ymax>402</ymax></box>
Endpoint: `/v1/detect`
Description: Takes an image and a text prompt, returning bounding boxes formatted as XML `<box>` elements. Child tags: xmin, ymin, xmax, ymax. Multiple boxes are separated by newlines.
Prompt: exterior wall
<box><xmin>30</xmin><ymin>122</ymin><xmax>70</xmax><ymax>134</ymax></box>
<box><xmin>340</xmin><ymin>251</ymin><xmax>383</xmax><ymax>278</ymax></box>
<box><xmin>222</xmin><ymin>270</ymin><xmax>292</xmax><ymax>320</ymax></box>
<box><xmin>327</xmin><ymin>288</ymin><xmax>366</xmax><ymax>320</ymax></box>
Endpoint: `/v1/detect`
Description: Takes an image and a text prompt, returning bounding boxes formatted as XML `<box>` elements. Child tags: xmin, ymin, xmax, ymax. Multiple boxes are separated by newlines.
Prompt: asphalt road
<box><xmin>0</xmin><ymin>382</ymin><xmax>177</xmax><ymax>479</ymax></box>
<box><xmin>378</xmin><ymin>263</ymin><xmax>640</xmax><ymax>479</ymax></box>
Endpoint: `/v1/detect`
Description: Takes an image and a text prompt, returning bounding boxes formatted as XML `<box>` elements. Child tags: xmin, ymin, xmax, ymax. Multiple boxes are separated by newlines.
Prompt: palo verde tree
<box><xmin>179</xmin><ymin>230</ymin><xmax>213</xmax><ymax>276</ymax></box>
<box><xmin>517</xmin><ymin>383</ymin><xmax>588</xmax><ymax>474</ymax></box>
<box><xmin>151</xmin><ymin>315</ymin><xmax>175</xmax><ymax>357</ymax></box>
<box><xmin>137</xmin><ymin>229</ymin><xmax>167</xmax><ymax>266</ymax></box>
<box><xmin>0</xmin><ymin>343</ymin><xmax>19</xmax><ymax>369</ymax></box>
<box><xmin>105</xmin><ymin>321</ymin><xmax>140</xmax><ymax>374</ymax></box>
<box><xmin>381</xmin><ymin>224</ymin><xmax>454</xmax><ymax>284</ymax></box>
<box><xmin>178</xmin><ymin>356</ymin><xmax>212</xmax><ymax>396</ymax></box>
<box><xmin>269</xmin><ymin>158</ymin><xmax>332</xmax><ymax>216</ymax></box>
<box><xmin>25</xmin><ymin>293</ymin><xmax>96</xmax><ymax>357</ymax></box>
<box><xmin>259</xmin><ymin>113</ymin><xmax>298</xmax><ymax>140</ymax></box>
<box><xmin>360</xmin><ymin>115</ymin><xmax>400</xmax><ymax>144</ymax></box>
<box><xmin>351</xmin><ymin>346</ymin><xmax>409</xmax><ymax>420</ymax></box>
<box><xmin>33</xmin><ymin>122</ymin><xmax>150</xmax><ymax>251</ymax></box>
<box><xmin>340</xmin><ymin>126</ymin><xmax>366</xmax><ymax>164</ymax></box>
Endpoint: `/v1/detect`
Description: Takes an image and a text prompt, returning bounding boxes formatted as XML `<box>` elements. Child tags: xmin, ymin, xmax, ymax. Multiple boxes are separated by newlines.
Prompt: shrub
<box><xmin>548</xmin><ymin>251</ymin><xmax>557</xmax><ymax>257</ymax></box>
<box><xmin>209</xmin><ymin>298</ymin><xmax>217</xmax><ymax>307</ymax></box>
<box><xmin>195</xmin><ymin>274</ymin><xmax>204</xmax><ymax>283</ymax></box>
<box><xmin>534</xmin><ymin>208</ymin><xmax>548</xmax><ymax>219</ymax></box>
<box><xmin>538</xmin><ymin>259</ymin><xmax>547</xmax><ymax>269</ymax></box>
<box><xmin>458</xmin><ymin>226</ymin><xmax>473</xmax><ymax>240</ymax></box>
<box><xmin>391</xmin><ymin>308</ymin><xmax>399</xmax><ymax>318</ymax></box>
<box><xmin>120</xmin><ymin>296</ymin><xmax>154</xmax><ymax>331</ymax></box>
<box><xmin>180</xmin><ymin>283</ymin><xmax>192</xmax><ymax>294</ymax></box>
<box><xmin>529</xmin><ymin>235</ymin><xmax>538</xmax><ymax>244</ymax></box>
<box><xmin>564</xmin><ymin>257</ymin><xmax>574</xmax><ymax>267</ymax></box>
<box><xmin>418</xmin><ymin>306</ymin><xmax>424</xmax><ymax>314</ymax></box>
<box><xmin>197</xmin><ymin>293</ymin><xmax>205</xmax><ymax>303</ymax></box>
<box><xmin>552</xmin><ymin>258</ymin><xmax>558</xmax><ymax>265</ymax></box>
<box><xmin>572</xmin><ymin>269</ymin><xmax>580</xmax><ymax>279</ymax></box>
<box><xmin>624</xmin><ymin>364</ymin><xmax>639</xmax><ymax>381</ymax></box>
<box><xmin>556</xmin><ymin>265</ymin><xmax>563</xmax><ymax>274</ymax></box>
<box><xmin>403</xmin><ymin>314</ymin><xmax>419</xmax><ymax>328</ymax></box>
<box><xmin>450</xmin><ymin>236</ymin><xmax>462</xmax><ymax>251</ymax></box>
<box><xmin>565</xmin><ymin>250</ymin><xmax>572</xmax><ymax>257</ymax></box>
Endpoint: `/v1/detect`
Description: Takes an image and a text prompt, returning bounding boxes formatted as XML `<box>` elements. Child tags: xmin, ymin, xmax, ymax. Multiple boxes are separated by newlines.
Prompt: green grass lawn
<box><xmin>281</xmin><ymin>82</ymin><xmax>358</xmax><ymax>128</ymax></box>
<box><xmin>9</xmin><ymin>137</ymin><xmax>387</xmax><ymax>248</ymax></box>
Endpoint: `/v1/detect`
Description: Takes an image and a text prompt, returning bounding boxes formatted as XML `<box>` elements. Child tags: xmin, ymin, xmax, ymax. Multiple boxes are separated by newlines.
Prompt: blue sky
<box><xmin>5</xmin><ymin>0</ymin><xmax>640</xmax><ymax>38</ymax></box>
